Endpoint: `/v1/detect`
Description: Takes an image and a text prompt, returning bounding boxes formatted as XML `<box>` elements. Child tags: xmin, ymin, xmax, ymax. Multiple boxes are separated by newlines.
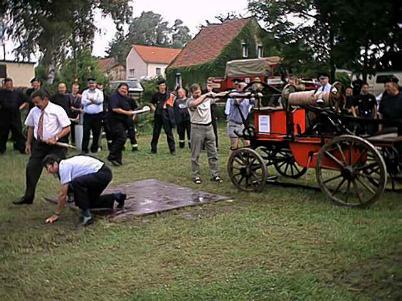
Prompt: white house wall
<box><xmin>1</xmin><ymin>63</ymin><xmax>35</xmax><ymax>87</ymax></box>
<box><xmin>126</xmin><ymin>48</ymin><xmax>147</xmax><ymax>80</ymax></box>
<box><xmin>147</xmin><ymin>63</ymin><xmax>168</xmax><ymax>78</ymax></box>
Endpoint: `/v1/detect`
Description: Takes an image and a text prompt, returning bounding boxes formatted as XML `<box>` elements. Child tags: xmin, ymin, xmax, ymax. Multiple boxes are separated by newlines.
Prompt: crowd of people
<box><xmin>313</xmin><ymin>73</ymin><xmax>402</xmax><ymax>135</ymax></box>
<box><xmin>1</xmin><ymin>73</ymin><xmax>401</xmax><ymax>226</ymax></box>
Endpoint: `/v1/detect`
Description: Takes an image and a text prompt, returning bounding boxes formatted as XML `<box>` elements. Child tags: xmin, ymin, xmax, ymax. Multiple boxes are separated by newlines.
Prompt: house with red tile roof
<box><xmin>126</xmin><ymin>45</ymin><xmax>181</xmax><ymax>80</ymax></box>
<box><xmin>97</xmin><ymin>57</ymin><xmax>126</xmax><ymax>81</ymax></box>
<box><xmin>166</xmin><ymin>18</ymin><xmax>274</xmax><ymax>89</ymax></box>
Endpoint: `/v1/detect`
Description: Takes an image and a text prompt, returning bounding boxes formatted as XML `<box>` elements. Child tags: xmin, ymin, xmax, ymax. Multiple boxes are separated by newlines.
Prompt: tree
<box><xmin>1</xmin><ymin>0</ymin><xmax>132</xmax><ymax>83</ymax></box>
<box><xmin>126</xmin><ymin>11</ymin><xmax>171</xmax><ymax>47</ymax></box>
<box><xmin>248</xmin><ymin>0</ymin><xmax>338</xmax><ymax>78</ymax></box>
<box><xmin>332</xmin><ymin>0</ymin><xmax>402</xmax><ymax>79</ymax></box>
<box><xmin>171</xmin><ymin>19</ymin><xmax>192</xmax><ymax>49</ymax></box>
<box><xmin>248</xmin><ymin>0</ymin><xmax>402</xmax><ymax>80</ymax></box>
<box><xmin>57</xmin><ymin>49</ymin><xmax>107</xmax><ymax>88</ymax></box>
<box><xmin>107</xmin><ymin>31</ymin><xmax>131</xmax><ymax>65</ymax></box>
<box><xmin>107</xmin><ymin>11</ymin><xmax>192</xmax><ymax>64</ymax></box>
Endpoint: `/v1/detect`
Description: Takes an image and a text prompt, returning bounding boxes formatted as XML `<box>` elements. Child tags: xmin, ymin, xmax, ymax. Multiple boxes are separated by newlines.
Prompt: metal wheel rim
<box><xmin>316</xmin><ymin>135</ymin><xmax>387</xmax><ymax>208</ymax></box>
<box><xmin>227</xmin><ymin>148</ymin><xmax>267</xmax><ymax>192</ymax></box>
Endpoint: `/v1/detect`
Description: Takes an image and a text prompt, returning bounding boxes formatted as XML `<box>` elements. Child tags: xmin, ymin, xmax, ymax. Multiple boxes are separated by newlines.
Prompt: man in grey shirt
<box><xmin>187</xmin><ymin>83</ymin><xmax>227</xmax><ymax>184</ymax></box>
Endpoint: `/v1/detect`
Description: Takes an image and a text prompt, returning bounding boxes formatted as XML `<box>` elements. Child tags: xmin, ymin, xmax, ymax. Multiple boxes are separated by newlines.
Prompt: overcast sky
<box><xmin>93</xmin><ymin>0</ymin><xmax>250</xmax><ymax>57</ymax></box>
<box><xmin>1</xmin><ymin>0</ymin><xmax>249</xmax><ymax>60</ymax></box>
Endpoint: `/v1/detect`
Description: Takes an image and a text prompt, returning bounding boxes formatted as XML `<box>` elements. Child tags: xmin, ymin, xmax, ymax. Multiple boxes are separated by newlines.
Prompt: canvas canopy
<box><xmin>225</xmin><ymin>56</ymin><xmax>282</xmax><ymax>78</ymax></box>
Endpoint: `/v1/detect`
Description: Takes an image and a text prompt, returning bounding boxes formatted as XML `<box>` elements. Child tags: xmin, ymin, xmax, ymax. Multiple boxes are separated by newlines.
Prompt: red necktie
<box><xmin>37</xmin><ymin>110</ymin><xmax>45</xmax><ymax>141</ymax></box>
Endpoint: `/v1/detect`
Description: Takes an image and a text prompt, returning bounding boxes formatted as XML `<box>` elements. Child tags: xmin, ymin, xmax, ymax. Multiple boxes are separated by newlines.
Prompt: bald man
<box><xmin>50</xmin><ymin>82</ymin><xmax>74</xmax><ymax>143</ymax></box>
<box><xmin>50</xmin><ymin>83</ymin><xmax>71</xmax><ymax>114</ymax></box>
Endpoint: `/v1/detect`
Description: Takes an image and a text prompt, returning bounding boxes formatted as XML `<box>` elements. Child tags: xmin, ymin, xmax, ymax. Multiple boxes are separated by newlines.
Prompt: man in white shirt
<box><xmin>315</xmin><ymin>72</ymin><xmax>332</xmax><ymax>104</ymax></box>
<box><xmin>81</xmin><ymin>78</ymin><xmax>104</xmax><ymax>153</ymax></box>
<box><xmin>42</xmin><ymin>154</ymin><xmax>126</xmax><ymax>226</ymax></box>
<box><xmin>13</xmin><ymin>90</ymin><xmax>71</xmax><ymax>205</ymax></box>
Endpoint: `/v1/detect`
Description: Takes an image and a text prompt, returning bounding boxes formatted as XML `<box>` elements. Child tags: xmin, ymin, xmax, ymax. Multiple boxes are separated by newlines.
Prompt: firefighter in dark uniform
<box><xmin>127</xmin><ymin>97</ymin><xmax>139</xmax><ymax>151</ymax></box>
<box><xmin>352</xmin><ymin>82</ymin><xmax>377</xmax><ymax>135</ymax></box>
<box><xmin>107</xmin><ymin>83</ymin><xmax>136</xmax><ymax>166</ymax></box>
<box><xmin>0</xmin><ymin>78</ymin><xmax>28</xmax><ymax>154</ymax></box>
<box><xmin>149</xmin><ymin>79</ymin><xmax>176</xmax><ymax>155</ymax></box>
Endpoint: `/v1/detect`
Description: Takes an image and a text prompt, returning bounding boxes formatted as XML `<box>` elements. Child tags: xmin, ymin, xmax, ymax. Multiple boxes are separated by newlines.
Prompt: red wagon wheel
<box><xmin>227</xmin><ymin>148</ymin><xmax>267</xmax><ymax>192</ymax></box>
<box><xmin>273</xmin><ymin>149</ymin><xmax>307</xmax><ymax>179</ymax></box>
<box><xmin>316</xmin><ymin>135</ymin><xmax>387</xmax><ymax>208</ymax></box>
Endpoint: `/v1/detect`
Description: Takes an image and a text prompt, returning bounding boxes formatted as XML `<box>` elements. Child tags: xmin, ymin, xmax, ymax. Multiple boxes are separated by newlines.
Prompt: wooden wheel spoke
<box><xmin>323</xmin><ymin>173</ymin><xmax>343</xmax><ymax>184</ymax></box>
<box><xmin>237</xmin><ymin>175</ymin><xmax>245</xmax><ymax>185</ymax></box>
<box><xmin>289</xmin><ymin>164</ymin><xmax>295</xmax><ymax>176</ymax></box>
<box><xmin>251</xmin><ymin>164</ymin><xmax>263</xmax><ymax>171</ymax></box>
<box><xmin>331</xmin><ymin>178</ymin><xmax>347</xmax><ymax>196</ymax></box>
<box><xmin>249</xmin><ymin>157</ymin><xmax>257</xmax><ymax>165</ymax></box>
<box><xmin>352</xmin><ymin>179</ymin><xmax>364</xmax><ymax>204</ymax></box>
<box><xmin>284</xmin><ymin>163</ymin><xmax>290</xmax><ymax>175</ymax></box>
<box><xmin>358</xmin><ymin>173</ymin><xmax>380</xmax><ymax>186</ymax></box>
<box><xmin>243</xmin><ymin>153</ymin><xmax>250</xmax><ymax>165</ymax></box>
<box><xmin>349</xmin><ymin>141</ymin><xmax>354</xmax><ymax>164</ymax></box>
<box><xmin>234</xmin><ymin>157</ymin><xmax>245</xmax><ymax>166</ymax></box>
<box><xmin>317</xmin><ymin>136</ymin><xmax>386</xmax><ymax>207</ymax></box>
<box><xmin>366</xmin><ymin>153</ymin><xmax>375</xmax><ymax>160</ymax></box>
<box><xmin>355</xmin><ymin>176</ymin><xmax>376</xmax><ymax>195</ymax></box>
<box><xmin>232</xmin><ymin>171</ymin><xmax>242</xmax><ymax>177</ymax></box>
<box><xmin>276</xmin><ymin>161</ymin><xmax>286</xmax><ymax>169</ymax></box>
<box><xmin>356</xmin><ymin>162</ymin><xmax>379</xmax><ymax>172</ymax></box>
<box><xmin>336</xmin><ymin>143</ymin><xmax>347</xmax><ymax>164</ymax></box>
<box><xmin>324</xmin><ymin>150</ymin><xmax>345</xmax><ymax>167</ymax></box>
<box><xmin>250</xmin><ymin>171</ymin><xmax>261</xmax><ymax>183</ymax></box>
<box><xmin>344</xmin><ymin>180</ymin><xmax>351</xmax><ymax>203</ymax></box>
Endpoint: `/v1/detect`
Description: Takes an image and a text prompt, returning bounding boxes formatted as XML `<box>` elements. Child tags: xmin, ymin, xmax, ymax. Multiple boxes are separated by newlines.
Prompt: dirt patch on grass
<box><xmin>336</xmin><ymin>251</ymin><xmax>402</xmax><ymax>300</ymax></box>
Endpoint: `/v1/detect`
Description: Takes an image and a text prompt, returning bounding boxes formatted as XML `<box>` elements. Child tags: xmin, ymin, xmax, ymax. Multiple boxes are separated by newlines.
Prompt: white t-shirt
<box><xmin>58</xmin><ymin>156</ymin><xmax>104</xmax><ymax>185</ymax></box>
<box><xmin>25</xmin><ymin>102</ymin><xmax>71</xmax><ymax>141</ymax></box>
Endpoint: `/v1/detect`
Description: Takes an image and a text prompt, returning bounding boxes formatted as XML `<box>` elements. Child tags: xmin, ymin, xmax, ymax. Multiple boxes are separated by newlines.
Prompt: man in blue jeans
<box><xmin>42</xmin><ymin>154</ymin><xmax>126</xmax><ymax>226</ymax></box>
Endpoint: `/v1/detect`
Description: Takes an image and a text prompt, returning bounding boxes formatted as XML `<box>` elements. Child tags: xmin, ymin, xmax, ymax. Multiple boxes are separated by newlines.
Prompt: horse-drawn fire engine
<box><xmin>225</xmin><ymin>81</ymin><xmax>402</xmax><ymax>208</ymax></box>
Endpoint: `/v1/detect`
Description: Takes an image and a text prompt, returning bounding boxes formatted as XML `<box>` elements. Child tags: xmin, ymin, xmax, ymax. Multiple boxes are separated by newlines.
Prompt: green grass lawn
<box><xmin>0</xmin><ymin>125</ymin><xmax>401</xmax><ymax>301</ymax></box>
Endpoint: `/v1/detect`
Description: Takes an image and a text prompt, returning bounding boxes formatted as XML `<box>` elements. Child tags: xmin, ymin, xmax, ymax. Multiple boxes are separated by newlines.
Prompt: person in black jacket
<box><xmin>25</xmin><ymin>78</ymin><xmax>42</xmax><ymax>111</ymax></box>
<box><xmin>107</xmin><ymin>83</ymin><xmax>137</xmax><ymax>166</ymax></box>
<box><xmin>50</xmin><ymin>82</ymin><xmax>73</xmax><ymax>143</ymax></box>
<box><xmin>0</xmin><ymin>78</ymin><xmax>28</xmax><ymax>154</ymax></box>
<box><xmin>149</xmin><ymin>79</ymin><xmax>176</xmax><ymax>155</ymax></box>
<box><xmin>126</xmin><ymin>96</ymin><xmax>139</xmax><ymax>151</ymax></box>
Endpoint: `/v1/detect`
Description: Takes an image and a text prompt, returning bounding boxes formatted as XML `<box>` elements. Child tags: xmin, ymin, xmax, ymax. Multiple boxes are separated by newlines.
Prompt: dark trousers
<box><xmin>70</xmin><ymin>121</ymin><xmax>78</xmax><ymax>145</ymax></box>
<box><xmin>151</xmin><ymin>113</ymin><xmax>175</xmax><ymax>153</ymax></box>
<box><xmin>212</xmin><ymin>118</ymin><xmax>219</xmax><ymax>148</ymax></box>
<box><xmin>103</xmin><ymin>113</ymin><xmax>113</xmax><ymax>145</ymax></box>
<box><xmin>71</xmin><ymin>165</ymin><xmax>115</xmax><ymax>210</ymax></box>
<box><xmin>0</xmin><ymin>113</ymin><xmax>25</xmax><ymax>153</ymax></box>
<box><xmin>24</xmin><ymin>140</ymin><xmax>67</xmax><ymax>202</ymax></box>
<box><xmin>82</xmin><ymin>112</ymin><xmax>102</xmax><ymax>153</ymax></box>
<box><xmin>108</xmin><ymin>119</ymin><xmax>127</xmax><ymax>163</ymax></box>
<box><xmin>127</xmin><ymin>119</ymin><xmax>137</xmax><ymax>146</ymax></box>
<box><xmin>177</xmin><ymin>120</ymin><xmax>191</xmax><ymax>148</ymax></box>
